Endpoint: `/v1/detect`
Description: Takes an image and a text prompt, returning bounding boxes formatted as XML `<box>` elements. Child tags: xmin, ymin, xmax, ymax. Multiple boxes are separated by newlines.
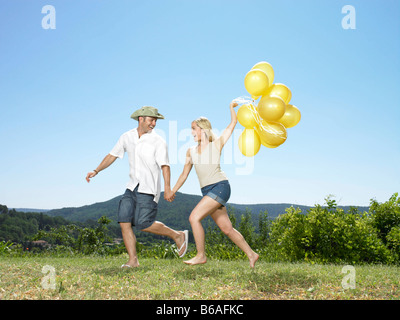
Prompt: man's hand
<box><xmin>86</xmin><ymin>154</ymin><xmax>117</xmax><ymax>183</ymax></box>
<box><xmin>161</xmin><ymin>165</ymin><xmax>175</xmax><ymax>202</ymax></box>
<box><xmin>86</xmin><ymin>171</ymin><xmax>97</xmax><ymax>183</ymax></box>
<box><xmin>164</xmin><ymin>188</ymin><xmax>176</xmax><ymax>202</ymax></box>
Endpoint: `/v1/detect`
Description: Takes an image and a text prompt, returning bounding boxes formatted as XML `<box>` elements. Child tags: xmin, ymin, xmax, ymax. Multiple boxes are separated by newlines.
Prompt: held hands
<box><xmin>164</xmin><ymin>188</ymin><xmax>176</xmax><ymax>202</ymax></box>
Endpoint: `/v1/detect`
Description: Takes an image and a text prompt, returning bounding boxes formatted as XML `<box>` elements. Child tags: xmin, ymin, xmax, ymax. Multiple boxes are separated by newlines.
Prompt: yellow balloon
<box><xmin>238</xmin><ymin>128</ymin><xmax>261</xmax><ymax>157</ymax></box>
<box><xmin>278</xmin><ymin>104</ymin><xmax>301</xmax><ymax>128</ymax></box>
<box><xmin>256</xmin><ymin>120</ymin><xmax>287</xmax><ymax>147</ymax></box>
<box><xmin>287</xmin><ymin>90</ymin><xmax>292</xmax><ymax>105</ymax></box>
<box><xmin>251</xmin><ymin>61</ymin><xmax>274</xmax><ymax>86</ymax></box>
<box><xmin>263</xmin><ymin>142</ymin><xmax>278</xmax><ymax>148</ymax></box>
<box><xmin>244</xmin><ymin>69</ymin><xmax>270</xmax><ymax>97</ymax></box>
<box><xmin>259</xmin><ymin>137</ymin><xmax>279</xmax><ymax>148</ymax></box>
<box><xmin>264</xmin><ymin>83</ymin><xmax>292</xmax><ymax>104</ymax></box>
<box><xmin>237</xmin><ymin>104</ymin><xmax>258</xmax><ymax>129</ymax></box>
<box><xmin>258</xmin><ymin>96</ymin><xmax>286</xmax><ymax>122</ymax></box>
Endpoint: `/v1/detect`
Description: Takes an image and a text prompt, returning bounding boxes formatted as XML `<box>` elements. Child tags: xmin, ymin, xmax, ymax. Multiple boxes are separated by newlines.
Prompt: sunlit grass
<box><xmin>0</xmin><ymin>256</ymin><xmax>399</xmax><ymax>300</ymax></box>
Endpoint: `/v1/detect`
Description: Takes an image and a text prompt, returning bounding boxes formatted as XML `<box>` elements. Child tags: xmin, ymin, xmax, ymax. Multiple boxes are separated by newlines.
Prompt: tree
<box><xmin>238</xmin><ymin>209</ymin><xmax>256</xmax><ymax>248</ymax></box>
<box><xmin>0</xmin><ymin>205</ymin><xmax>8</xmax><ymax>214</ymax></box>
<box><xmin>257</xmin><ymin>210</ymin><xmax>270</xmax><ymax>247</ymax></box>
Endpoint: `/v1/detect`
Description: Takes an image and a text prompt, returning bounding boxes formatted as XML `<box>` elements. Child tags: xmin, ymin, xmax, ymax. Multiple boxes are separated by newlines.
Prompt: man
<box><xmin>86</xmin><ymin>106</ymin><xmax>188</xmax><ymax>268</ymax></box>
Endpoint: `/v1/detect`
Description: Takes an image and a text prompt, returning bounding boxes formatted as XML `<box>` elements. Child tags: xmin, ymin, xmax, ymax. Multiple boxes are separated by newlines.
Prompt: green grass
<box><xmin>0</xmin><ymin>255</ymin><xmax>399</xmax><ymax>300</ymax></box>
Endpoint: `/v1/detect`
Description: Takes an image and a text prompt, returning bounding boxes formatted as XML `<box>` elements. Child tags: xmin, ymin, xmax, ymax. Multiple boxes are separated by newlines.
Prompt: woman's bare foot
<box><xmin>183</xmin><ymin>254</ymin><xmax>207</xmax><ymax>265</ymax></box>
<box><xmin>249</xmin><ymin>253</ymin><xmax>259</xmax><ymax>269</ymax></box>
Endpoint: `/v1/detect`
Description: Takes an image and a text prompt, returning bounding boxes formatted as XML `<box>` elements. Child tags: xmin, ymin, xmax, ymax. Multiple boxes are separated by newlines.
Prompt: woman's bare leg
<box><xmin>184</xmin><ymin>196</ymin><xmax>221</xmax><ymax>265</ymax></box>
<box><xmin>211</xmin><ymin>207</ymin><xmax>259</xmax><ymax>268</ymax></box>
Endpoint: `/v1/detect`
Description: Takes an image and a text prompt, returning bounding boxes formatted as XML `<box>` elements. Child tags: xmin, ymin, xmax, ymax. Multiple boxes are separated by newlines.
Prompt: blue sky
<box><xmin>0</xmin><ymin>0</ymin><xmax>399</xmax><ymax>209</ymax></box>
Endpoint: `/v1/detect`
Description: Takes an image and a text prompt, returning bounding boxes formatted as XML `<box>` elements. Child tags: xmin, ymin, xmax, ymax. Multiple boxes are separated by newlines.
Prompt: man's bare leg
<box><xmin>120</xmin><ymin>222</ymin><xmax>140</xmax><ymax>267</ymax></box>
<box><xmin>142</xmin><ymin>221</ymin><xmax>187</xmax><ymax>256</ymax></box>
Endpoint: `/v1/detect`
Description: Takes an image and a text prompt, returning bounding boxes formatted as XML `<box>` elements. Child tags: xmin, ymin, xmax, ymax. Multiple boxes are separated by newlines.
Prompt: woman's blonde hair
<box><xmin>194</xmin><ymin>117</ymin><xmax>216</xmax><ymax>142</ymax></box>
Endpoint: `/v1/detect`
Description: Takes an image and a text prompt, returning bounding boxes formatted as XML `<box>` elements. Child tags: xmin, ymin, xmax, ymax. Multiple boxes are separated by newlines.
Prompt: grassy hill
<box><xmin>45</xmin><ymin>192</ymin><xmax>369</xmax><ymax>232</ymax></box>
<box><xmin>45</xmin><ymin>191</ymin><xmax>307</xmax><ymax>229</ymax></box>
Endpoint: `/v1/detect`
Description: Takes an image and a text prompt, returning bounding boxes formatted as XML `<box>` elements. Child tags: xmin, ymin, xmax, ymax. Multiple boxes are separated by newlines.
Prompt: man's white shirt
<box><xmin>110</xmin><ymin>128</ymin><xmax>169</xmax><ymax>203</ymax></box>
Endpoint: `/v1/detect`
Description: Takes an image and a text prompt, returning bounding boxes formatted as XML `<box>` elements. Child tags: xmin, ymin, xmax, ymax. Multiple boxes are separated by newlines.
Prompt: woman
<box><xmin>172</xmin><ymin>101</ymin><xmax>259</xmax><ymax>268</ymax></box>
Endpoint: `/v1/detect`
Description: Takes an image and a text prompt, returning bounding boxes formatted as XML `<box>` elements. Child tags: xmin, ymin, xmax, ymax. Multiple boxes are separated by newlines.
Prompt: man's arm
<box><xmin>161</xmin><ymin>165</ymin><xmax>175</xmax><ymax>202</ymax></box>
<box><xmin>86</xmin><ymin>154</ymin><xmax>118</xmax><ymax>183</ymax></box>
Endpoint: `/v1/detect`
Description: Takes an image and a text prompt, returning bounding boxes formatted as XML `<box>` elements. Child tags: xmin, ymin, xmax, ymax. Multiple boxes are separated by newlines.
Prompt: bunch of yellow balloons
<box><xmin>237</xmin><ymin>61</ymin><xmax>301</xmax><ymax>157</ymax></box>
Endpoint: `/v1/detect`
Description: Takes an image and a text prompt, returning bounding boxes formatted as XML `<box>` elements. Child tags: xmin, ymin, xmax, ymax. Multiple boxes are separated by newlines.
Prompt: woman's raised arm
<box><xmin>216</xmin><ymin>100</ymin><xmax>238</xmax><ymax>152</ymax></box>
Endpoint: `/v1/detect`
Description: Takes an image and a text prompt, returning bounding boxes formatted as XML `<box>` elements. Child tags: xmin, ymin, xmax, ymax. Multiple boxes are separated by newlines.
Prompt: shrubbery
<box><xmin>31</xmin><ymin>216</ymin><xmax>113</xmax><ymax>255</ymax></box>
<box><xmin>206</xmin><ymin>193</ymin><xmax>400</xmax><ymax>264</ymax></box>
<box><xmin>268</xmin><ymin>202</ymin><xmax>393</xmax><ymax>264</ymax></box>
<box><xmin>0</xmin><ymin>240</ymin><xmax>13</xmax><ymax>255</ymax></box>
<box><xmin>3</xmin><ymin>194</ymin><xmax>399</xmax><ymax>265</ymax></box>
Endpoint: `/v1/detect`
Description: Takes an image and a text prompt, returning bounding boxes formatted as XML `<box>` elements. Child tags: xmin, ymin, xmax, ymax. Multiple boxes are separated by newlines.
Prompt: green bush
<box><xmin>370</xmin><ymin>193</ymin><xmax>400</xmax><ymax>243</ymax></box>
<box><xmin>267</xmin><ymin>195</ymin><xmax>397</xmax><ymax>264</ymax></box>
<box><xmin>33</xmin><ymin>216</ymin><xmax>112</xmax><ymax>255</ymax></box>
<box><xmin>238</xmin><ymin>210</ymin><xmax>256</xmax><ymax>248</ymax></box>
<box><xmin>26</xmin><ymin>193</ymin><xmax>400</xmax><ymax>264</ymax></box>
<box><xmin>386</xmin><ymin>226</ymin><xmax>400</xmax><ymax>260</ymax></box>
<box><xmin>0</xmin><ymin>240</ymin><xmax>13</xmax><ymax>255</ymax></box>
<box><xmin>268</xmin><ymin>206</ymin><xmax>305</xmax><ymax>261</ymax></box>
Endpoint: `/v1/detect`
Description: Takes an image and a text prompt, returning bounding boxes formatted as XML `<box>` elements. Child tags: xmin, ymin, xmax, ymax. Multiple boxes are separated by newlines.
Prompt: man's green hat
<box><xmin>130</xmin><ymin>106</ymin><xmax>165</xmax><ymax>121</ymax></box>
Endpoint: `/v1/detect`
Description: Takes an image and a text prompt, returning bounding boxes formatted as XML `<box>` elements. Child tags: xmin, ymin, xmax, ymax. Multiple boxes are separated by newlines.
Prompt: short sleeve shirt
<box><xmin>109</xmin><ymin>128</ymin><xmax>169</xmax><ymax>203</ymax></box>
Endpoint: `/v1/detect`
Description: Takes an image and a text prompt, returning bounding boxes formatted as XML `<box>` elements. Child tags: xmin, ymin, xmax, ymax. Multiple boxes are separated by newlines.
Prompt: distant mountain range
<box><xmin>13</xmin><ymin>208</ymin><xmax>50</xmax><ymax>213</ymax></box>
<box><xmin>38</xmin><ymin>192</ymin><xmax>369</xmax><ymax>232</ymax></box>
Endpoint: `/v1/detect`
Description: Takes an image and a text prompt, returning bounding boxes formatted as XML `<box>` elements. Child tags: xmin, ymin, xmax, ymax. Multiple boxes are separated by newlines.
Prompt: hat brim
<box><xmin>130</xmin><ymin>113</ymin><xmax>165</xmax><ymax>121</ymax></box>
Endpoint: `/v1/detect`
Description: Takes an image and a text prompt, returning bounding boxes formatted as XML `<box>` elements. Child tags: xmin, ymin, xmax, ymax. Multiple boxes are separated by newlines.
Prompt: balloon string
<box><xmin>233</xmin><ymin>96</ymin><xmax>272</xmax><ymax>133</ymax></box>
<box><xmin>248</xmin><ymin>103</ymin><xmax>263</xmax><ymax>128</ymax></box>
<box><xmin>248</xmin><ymin>102</ymin><xmax>285</xmax><ymax>139</ymax></box>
